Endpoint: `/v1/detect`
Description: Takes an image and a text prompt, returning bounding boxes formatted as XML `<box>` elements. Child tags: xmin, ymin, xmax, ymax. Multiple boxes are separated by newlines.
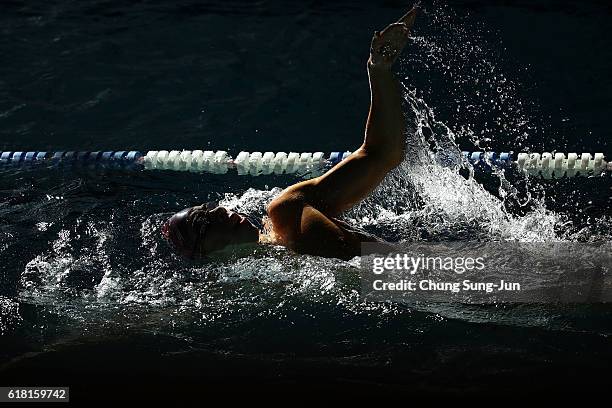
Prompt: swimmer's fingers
<box><xmin>369</xmin><ymin>23</ymin><xmax>411</xmax><ymax>67</ymax></box>
<box><xmin>396</xmin><ymin>2</ymin><xmax>420</xmax><ymax>31</ymax></box>
<box><xmin>368</xmin><ymin>4</ymin><xmax>419</xmax><ymax>67</ymax></box>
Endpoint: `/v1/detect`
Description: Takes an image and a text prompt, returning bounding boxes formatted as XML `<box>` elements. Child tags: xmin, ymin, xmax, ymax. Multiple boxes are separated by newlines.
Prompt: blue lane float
<box><xmin>0</xmin><ymin>150</ymin><xmax>145</xmax><ymax>170</ymax></box>
<box><xmin>462</xmin><ymin>151</ymin><xmax>513</xmax><ymax>167</ymax></box>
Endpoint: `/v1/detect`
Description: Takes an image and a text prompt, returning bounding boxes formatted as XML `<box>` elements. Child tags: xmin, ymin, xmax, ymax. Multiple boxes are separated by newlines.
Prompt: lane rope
<box><xmin>1</xmin><ymin>150</ymin><xmax>609</xmax><ymax>179</ymax></box>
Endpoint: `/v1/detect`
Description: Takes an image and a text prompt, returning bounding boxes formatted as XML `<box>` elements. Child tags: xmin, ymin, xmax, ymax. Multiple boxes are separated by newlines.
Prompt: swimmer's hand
<box><xmin>369</xmin><ymin>3</ymin><xmax>419</xmax><ymax>68</ymax></box>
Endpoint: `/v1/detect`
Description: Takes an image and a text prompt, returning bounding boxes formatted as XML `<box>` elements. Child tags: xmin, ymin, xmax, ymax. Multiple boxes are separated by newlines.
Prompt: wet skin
<box><xmin>164</xmin><ymin>4</ymin><xmax>419</xmax><ymax>260</ymax></box>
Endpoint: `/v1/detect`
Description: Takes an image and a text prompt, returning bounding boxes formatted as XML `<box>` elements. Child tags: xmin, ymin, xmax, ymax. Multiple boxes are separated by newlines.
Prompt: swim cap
<box><xmin>162</xmin><ymin>207</ymin><xmax>200</xmax><ymax>259</ymax></box>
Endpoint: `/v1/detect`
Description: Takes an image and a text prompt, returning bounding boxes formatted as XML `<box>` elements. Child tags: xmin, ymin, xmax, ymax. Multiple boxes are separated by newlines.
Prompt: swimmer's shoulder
<box><xmin>266</xmin><ymin>190</ymin><xmax>305</xmax><ymax>244</ymax></box>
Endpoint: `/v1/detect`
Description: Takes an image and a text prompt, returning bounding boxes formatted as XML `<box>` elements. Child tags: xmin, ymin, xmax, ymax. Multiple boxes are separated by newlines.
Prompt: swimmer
<box><xmin>162</xmin><ymin>4</ymin><xmax>419</xmax><ymax>260</ymax></box>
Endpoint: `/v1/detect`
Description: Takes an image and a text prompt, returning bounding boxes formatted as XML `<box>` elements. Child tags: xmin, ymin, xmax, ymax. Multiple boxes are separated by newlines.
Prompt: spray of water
<box><xmin>10</xmin><ymin>2</ymin><xmax>611</xmax><ymax>338</ymax></box>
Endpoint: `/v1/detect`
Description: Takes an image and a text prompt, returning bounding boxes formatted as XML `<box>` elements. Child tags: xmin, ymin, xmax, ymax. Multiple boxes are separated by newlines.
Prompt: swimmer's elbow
<box><xmin>360</xmin><ymin>145</ymin><xmax>404</xmax><ymax>171</ymax></box>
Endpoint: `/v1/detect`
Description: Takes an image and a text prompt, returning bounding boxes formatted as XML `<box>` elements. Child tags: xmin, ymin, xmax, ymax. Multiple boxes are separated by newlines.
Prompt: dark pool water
<box><xmin>1</xmin><ymin>0</ymin><xmax>611</xmax><ymax>400</ymax></box>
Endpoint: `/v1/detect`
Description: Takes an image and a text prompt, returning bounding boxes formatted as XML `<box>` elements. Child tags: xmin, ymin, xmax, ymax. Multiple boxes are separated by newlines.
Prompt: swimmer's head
<box><xmin>161</xmin><ymin>204</ymin><xmax>259</xmax><ymax>259</ymax></box>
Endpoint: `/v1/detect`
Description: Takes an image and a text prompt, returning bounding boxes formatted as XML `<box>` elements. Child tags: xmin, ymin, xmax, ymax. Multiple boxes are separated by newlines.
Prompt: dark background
<box><xmin>1</xmin><ymin>0</ymin><xmax>611</xmax><ymax>155</ymax></box>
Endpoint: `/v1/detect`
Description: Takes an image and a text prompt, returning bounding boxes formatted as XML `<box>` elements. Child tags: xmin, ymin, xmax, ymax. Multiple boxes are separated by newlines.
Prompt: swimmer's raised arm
<box><xmin>267</xmin><ymin>5</ymin><xmax>419</xmax><ymax>259</ymax></box>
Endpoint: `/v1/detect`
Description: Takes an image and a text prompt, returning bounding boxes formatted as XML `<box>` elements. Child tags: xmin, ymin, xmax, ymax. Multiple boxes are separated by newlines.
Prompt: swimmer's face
<box><xmin>162</xmin><ymin>205</ymin><xmax>259</xmax><ymax>259</ymax></box>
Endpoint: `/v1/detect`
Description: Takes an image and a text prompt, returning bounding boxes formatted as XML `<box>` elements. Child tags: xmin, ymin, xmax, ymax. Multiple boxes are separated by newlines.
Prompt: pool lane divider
<box><xmin>0</xmin><ymin>150</ymin><xmax>610</xmax><ymax>179</ymax></box>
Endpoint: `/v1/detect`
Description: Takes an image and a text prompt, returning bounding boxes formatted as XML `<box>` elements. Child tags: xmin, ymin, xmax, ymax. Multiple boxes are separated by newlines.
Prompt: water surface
<box><xmin>1</xmin><ymin>0</ymin><xmax>611</xmax><ymax>399</ymax></box>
